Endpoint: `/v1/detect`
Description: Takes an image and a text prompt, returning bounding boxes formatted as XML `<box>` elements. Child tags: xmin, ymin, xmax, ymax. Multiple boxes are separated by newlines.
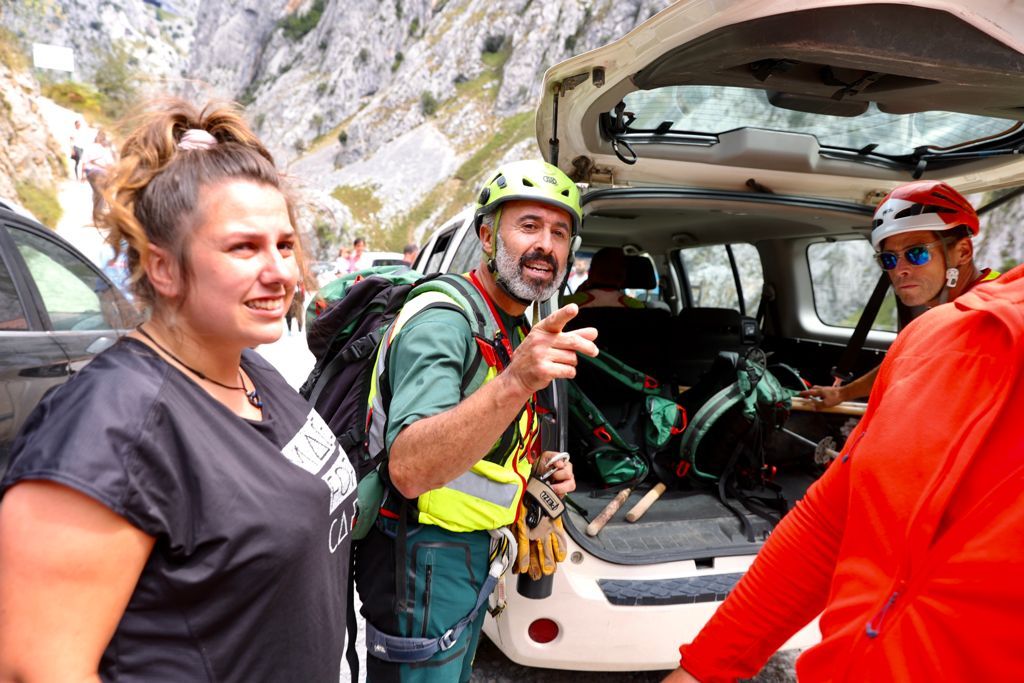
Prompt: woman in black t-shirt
<box><xmin>0</xmin><ymin>100</ymin><xmax>356</xmax><ymax>682</ymax></box>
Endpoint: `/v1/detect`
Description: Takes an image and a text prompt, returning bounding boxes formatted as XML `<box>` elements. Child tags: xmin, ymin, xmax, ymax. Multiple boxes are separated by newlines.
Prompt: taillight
<box><xmin>527</xmin><ymin>618</ymin><xmax>559</xmax><ymax>644</ymax></box>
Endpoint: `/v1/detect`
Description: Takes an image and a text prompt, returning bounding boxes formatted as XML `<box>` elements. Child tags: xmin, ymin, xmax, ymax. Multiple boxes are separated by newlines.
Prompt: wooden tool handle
<box><xmin>625</xmin><ymin>482</ymin><xmax>667</xmax><ymax>523</ymax></box>
<box><xmin>680</xmin><ymin>386</ymin><xmax>867</xmax><ymax>417</ymax></box>
<box><xmin>790</xmin><ymin>396</ymin><xmax>867</xmax><ymax>416</ymax></box>
<box><xmin>585</xmin><ymin>487</ymin><xmax>632</xmax><ymax>536</ymax></box>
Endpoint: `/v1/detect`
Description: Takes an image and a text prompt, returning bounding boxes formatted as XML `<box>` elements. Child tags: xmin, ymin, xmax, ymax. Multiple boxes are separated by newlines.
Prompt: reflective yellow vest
<box><xmin>366</xmin><ymin>274</ymin><xmax>538</xmax><ymax>533</ymax></box>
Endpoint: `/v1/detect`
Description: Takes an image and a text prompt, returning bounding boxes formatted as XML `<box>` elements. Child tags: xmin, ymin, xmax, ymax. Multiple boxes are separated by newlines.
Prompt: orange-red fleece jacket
<box><xmin>679</xmin><ymin>264</ymin><xmax>1024</xmax><ymax>682</ymax></box>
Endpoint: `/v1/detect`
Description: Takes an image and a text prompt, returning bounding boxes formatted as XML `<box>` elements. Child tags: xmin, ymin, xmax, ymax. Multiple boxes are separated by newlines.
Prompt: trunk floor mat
<box><xmin>563</xmin><ymin>473</ymin><xmax>815</xmax><ymax>565</ymax></box>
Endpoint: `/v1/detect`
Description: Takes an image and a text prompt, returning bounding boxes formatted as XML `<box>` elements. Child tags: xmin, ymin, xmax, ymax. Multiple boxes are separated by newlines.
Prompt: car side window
<box><xmin>422</xmin><ymin>227</ymin><xmax>456</xmax><ymax>275</ymax></box>
<box><xmin>0</xmin><ymin>253</ymin><xmax>28</xmax><ymax>330</ymax></box>
<box><xmin>448</xmin><ymin>225</ymin><xmax>480</xmax><ymax>274</ymax></box>
<box><xmin>7</xmin><ymin>227</ymin><xmax>121</xmax><ymax>331</ymax></box>
<box><xmin>807</xmin><ymin>240</ymin><xmax>898</xmax><ymax>332</ymax></box>
<box><xmin>677</xmin><ymin>243</ymin><xmax>763</xmax><ymax>314</ymax></box>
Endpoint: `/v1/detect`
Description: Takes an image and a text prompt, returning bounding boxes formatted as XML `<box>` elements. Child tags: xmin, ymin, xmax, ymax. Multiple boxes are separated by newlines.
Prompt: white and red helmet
<box><xmin>871</xmin><ymin>181</ymin><xmax>979</xmax><ymax>250</ymax></box>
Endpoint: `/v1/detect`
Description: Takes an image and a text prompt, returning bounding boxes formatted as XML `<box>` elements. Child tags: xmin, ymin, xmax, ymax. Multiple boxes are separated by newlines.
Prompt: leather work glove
<box><xmin>512</xmin><ymin>476</ymin><xmax>568</xmax><ymax>580</ymax></box>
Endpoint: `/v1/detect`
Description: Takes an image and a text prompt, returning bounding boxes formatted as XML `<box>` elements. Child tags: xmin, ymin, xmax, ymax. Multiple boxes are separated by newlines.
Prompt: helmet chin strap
<box><xmin>485</xmin><ymin>208</ymin><xmax>534</xmax><ymax>307</ymax></box>
<box><xmin>487</xmin><ymin>260</ymin><xmax>534</xmax><ymax>307</ymax></box>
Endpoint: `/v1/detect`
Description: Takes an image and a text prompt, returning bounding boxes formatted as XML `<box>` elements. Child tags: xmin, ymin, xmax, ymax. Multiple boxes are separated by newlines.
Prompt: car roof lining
<box><xmin>580</xmin><ymin>193</ymin><xmax>871</xmax><ymax>254</ymax></box>
<box><xmin>631</xmin><ymin>4</ymin><xmax>1024</xmax><ymax>120</ymax></box>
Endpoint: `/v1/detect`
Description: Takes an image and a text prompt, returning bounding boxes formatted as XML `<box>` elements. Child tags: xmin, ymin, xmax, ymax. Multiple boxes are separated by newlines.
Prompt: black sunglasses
<box><xmin>874</xmin><ymin>240</ymin><xmax>944</xmax><ymax>270</ymax></box>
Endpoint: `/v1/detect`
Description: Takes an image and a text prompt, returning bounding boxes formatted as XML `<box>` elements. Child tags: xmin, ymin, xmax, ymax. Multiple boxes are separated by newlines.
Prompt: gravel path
<box><xmin>469</xmin><ymin>640</ymin><xmax>798</xmax><ymax>682</ymax></box>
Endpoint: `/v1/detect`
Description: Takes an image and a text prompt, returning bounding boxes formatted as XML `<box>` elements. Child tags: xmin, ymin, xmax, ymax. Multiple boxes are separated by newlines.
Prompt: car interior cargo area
<box><xmin>555</xmin><ymin>193</ymin><xmax>874</xmax><ymax>565</ymax></box>
<box><xmin>561</xmin><ymin>412</ymin><xmax>832</xmax><ymax>564</ymax></box>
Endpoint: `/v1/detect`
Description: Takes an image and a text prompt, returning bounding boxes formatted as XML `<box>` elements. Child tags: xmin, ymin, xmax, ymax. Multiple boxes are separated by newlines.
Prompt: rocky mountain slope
<box><xmin>3</xmin><ymin>0</ymin><xmax>671</xmax><ymax>252</ymax></box>
<box><xmin>185</xmin><ymin>0</ymin><xmax>673</xmax><ymax>252</ymax></box>
<box><xmin>1</xmin><ymin>0</ymin><xmax>1021</xmax><ymax>274</ymax></box>
<box><xmin>0</xmin><ymin>48</ymin><xmax>65</xmax><ymax>220</ymax></box>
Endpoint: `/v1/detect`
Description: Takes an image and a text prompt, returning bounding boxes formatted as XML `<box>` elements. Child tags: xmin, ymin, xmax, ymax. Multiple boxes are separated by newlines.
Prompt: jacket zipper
<box><xmin>865</xmin><ymin>581</ymin><xmax>905</xmax><ymax>638</ymax></box>
<box><xmin>841</xmin><ymin>429</ymin><xmax>867</xmax><ymax>464</ymax></box>
<box><xmin>421</xmin><ymin>562</ymin><xmax>433</xmax><ymax>638</ymax></box>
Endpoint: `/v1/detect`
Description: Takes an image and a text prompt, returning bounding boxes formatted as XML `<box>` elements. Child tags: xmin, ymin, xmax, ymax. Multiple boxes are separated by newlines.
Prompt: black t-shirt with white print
<box><xmin>1</xmin><ymin>338</ymin><xmax>357</xmax><ymax>682</ymax></box>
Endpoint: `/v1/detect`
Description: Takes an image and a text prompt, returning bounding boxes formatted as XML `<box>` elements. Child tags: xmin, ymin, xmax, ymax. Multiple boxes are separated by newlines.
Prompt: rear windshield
<box><xmin>619</xmin><ymin>85</ymin><xmax>1019</xmax><ymax>157</ymax></box>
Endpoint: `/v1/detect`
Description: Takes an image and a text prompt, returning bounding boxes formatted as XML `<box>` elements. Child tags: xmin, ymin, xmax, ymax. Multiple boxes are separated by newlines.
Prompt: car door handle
<box><xmin>18</xmin><ymin>362</ymin><xmax>71</xmax><ymax>378</ymax></box>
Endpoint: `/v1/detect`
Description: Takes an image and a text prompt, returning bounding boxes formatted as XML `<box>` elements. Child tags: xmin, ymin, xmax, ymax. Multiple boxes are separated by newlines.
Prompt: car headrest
<box><xmin>583</xmin><ymin>247</ymin><xmax>627</xmax><ymax>289</ymax></box>
<box><xmin>624</xmin><ymin>255</ymin><xmax>657</xmax><ymax>290</ymax></box>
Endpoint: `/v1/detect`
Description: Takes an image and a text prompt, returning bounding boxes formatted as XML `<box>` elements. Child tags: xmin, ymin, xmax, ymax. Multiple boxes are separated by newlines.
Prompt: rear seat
<box><xmin>671</xmin><ymin>307</ymin><xmax>760</xmax><ymax>386</ymax></box>
<box><xmin>564</xmin><ymin>252</ymin><xmax>673</xmax><ymax>380</ymax></box>
<box><xmin>566</xmin><ymin>306</ymin><xmax>672</xmax><ymax>380</ymax></box>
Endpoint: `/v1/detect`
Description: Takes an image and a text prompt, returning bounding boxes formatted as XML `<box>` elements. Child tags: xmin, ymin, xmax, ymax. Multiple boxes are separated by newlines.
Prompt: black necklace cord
<box><xmin>136</xmin><ymin>325</ymin><xmax>262</xmax><ymax>408</ymax></box>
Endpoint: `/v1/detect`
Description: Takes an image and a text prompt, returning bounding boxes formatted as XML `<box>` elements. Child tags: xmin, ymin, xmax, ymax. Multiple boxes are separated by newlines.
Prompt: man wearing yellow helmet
<box><xmin>355</xmin><ymin>160</ymin><xmax>599</xmax><ymax>682</ymax></box>
<box><xmin>800</xmin><ymin>180</ymin><xmax>999</xmax><ymax>407</ymax></box>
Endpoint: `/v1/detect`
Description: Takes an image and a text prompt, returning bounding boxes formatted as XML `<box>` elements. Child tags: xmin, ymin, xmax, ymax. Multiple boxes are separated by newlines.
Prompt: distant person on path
<box><xmin>344</xmin><ymin>235</ymin><xmax>371</xmax><ymax>273</ymax></box>
<box><xmin>565</xmin><ymin>255</ymin><xmax>589</xmax><ymax>292</ymax></box>
<box><xmin>333</xmin><ymin>245</ymin><xmax>351</xmax><ymax>276</ymax></box>
<box><xmin>82</xmin><ymin>129</ymin><xmax>117</xmax><ymax>214</ymax></box>
<box><xmin>402</xmin><ymin>242</ymin><xmax>418</xmax><ymax>265</ymax></box>
<box><xmin>800</xmin><ymin>181</ymin><xmax>999</xmax><ymax>407</ymax></box>
<box><xmin>664</xmin><ymin>264</ymin><xmax>1024</xmax><ymax>682</ymax></box>
<box><xmin>0</xmin><ymin>99</ymin><xmax>356</xmax><ymax>682</ymax></box>
<box><xmin>69</xmin><ymin>118</ymin><xmax>90</xmax><ymax>180</ymax></box>
<box><xmin>285</xmin><ymin>281</ymin><xmax>305</xmax><ymax>335</ymax></box>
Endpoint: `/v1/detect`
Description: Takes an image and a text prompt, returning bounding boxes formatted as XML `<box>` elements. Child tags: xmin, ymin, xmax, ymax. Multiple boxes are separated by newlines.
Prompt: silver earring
<box><xmin>946</xmin><ymin>267</ymin><xmax>959</xmax><ymax>288</ymax></box>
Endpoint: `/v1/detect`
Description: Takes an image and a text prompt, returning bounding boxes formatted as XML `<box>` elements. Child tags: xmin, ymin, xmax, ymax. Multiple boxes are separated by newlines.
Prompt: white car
<box><xmin>415</xmin><ymin>0</ymin><xmax>1024</xmax><ymax>672</ymax></box>
<box><xmin>313</xmin><ymin>251</ymin><xmax>408</xmax><ymax>288</ymax></box>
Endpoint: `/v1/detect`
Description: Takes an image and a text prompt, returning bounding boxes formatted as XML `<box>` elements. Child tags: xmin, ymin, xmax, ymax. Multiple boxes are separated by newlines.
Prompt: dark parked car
<box><xmin>0</xmin><ymin>203</ymin><xmax>138</xmax><ymax>474</ymax></box>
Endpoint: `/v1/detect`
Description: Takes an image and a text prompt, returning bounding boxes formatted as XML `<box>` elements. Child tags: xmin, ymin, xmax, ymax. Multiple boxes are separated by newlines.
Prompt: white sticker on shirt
<box><xmin>282</xmin><ymin>410</ymin><xmax>341</xmax><ymax>474</ymax></box>
<box><xmin>282</xmin><ymin>410</ymin><xmax>358</xmax><ymax>553</ymax></box>
<box><xmin>322</xmin><ymin>455</ymin><xmax>357</xmax><ymax>513</ymax></box>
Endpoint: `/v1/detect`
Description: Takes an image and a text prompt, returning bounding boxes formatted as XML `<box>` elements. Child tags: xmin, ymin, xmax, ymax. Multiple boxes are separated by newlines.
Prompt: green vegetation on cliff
<box><xmin>15</xmin><ymin>181</ymin><xmax>62</xmax><ymax>229</ymax></box>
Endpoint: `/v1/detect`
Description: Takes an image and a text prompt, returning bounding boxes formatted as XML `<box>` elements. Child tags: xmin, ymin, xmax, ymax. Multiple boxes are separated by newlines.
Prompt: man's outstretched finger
<box><xmin>554</xmin><ymin>330</ymin><xmax>598</xmax><ymax>358</ymax></box>
<box><xmin>535</xmin><ymin>304</ymin><xmax>579</xmax><ymax>334</ymax></box>
<box><xmin>570</xmin><ymin>326</ymin><xmax>599</xmax><ymax>342</ymax></box>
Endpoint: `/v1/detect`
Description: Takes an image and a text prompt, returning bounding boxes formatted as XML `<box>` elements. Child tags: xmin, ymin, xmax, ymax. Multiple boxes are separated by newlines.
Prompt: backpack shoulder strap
<box><xmin>406</xmin><ymin>273</ymin><xmax>501</xmax><ymax>395</ymax></box>
<box><xmin>578</xmin><ymin>349</ymin><xmax>664</xmax><ymax>395</ymax></box>
<box><xmin>411</xmin><ymin>273</ymin><xmax>492</xmax><ymax>338</ymax></box>
<box><xmin>680</xmin><ymin>377</ymin><xmax>750</xmax><ymax>480</ymax></box>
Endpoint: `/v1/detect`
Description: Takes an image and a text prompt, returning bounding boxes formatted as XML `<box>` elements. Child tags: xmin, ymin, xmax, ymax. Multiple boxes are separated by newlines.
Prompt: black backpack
<box><xmin>678</xmin><ymin>349</ymin><xmax>797</xmax><ymax>541</ymax></box>
<box><xmin>301</xmin><ymin>267</ymin><xmax>489</xmax><ymax>478</ymax></box>
<box><xmin>301</xmin><ymin>266</ymin><xmax>491</xmax><ymax>677</ymax></box>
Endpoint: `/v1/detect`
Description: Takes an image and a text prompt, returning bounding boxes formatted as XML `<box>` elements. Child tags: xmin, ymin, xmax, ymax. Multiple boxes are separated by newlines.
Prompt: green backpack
<box><xmin>678</xmin><ymin>349</ymin><xmax>795</xmax><ymax>482</ymax></box>
<box><xmin>677</xmin><ymin>349</ymin><xmax>797</xmax><ymax>541</ymax></box>
<box><xmin>567</xmin><ymin>350</ymin><xmax>688</xmax><ymax>487</ymax></box>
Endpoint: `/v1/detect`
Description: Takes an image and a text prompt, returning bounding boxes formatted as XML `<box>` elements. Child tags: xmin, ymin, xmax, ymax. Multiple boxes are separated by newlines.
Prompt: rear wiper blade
<box><xmin>910</xmin><ymin>144</ymin><xmax>1024</xmax><ymax>178</ymax></box>
<box><xmin>821</xmin><ymin>142</ymin><xmax>1024</xmax><ymax>175</ymax></box>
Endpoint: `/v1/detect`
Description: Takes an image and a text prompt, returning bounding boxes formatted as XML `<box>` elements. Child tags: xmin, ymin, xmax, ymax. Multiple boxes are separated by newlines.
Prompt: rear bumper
<box><xmin>483</xmin><ymin>535</ymin><xmax>820</xmax><ymax>672</ymax></box>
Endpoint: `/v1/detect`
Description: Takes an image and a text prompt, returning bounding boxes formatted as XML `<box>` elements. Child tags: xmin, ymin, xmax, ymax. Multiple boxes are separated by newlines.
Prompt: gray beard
<box><xmin>494</xmin><ymin>235</ymin><xmax>565</xmax><ymax>302</ymax></box>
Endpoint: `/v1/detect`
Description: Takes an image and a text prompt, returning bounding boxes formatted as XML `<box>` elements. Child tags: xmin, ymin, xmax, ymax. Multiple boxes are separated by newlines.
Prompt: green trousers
<box><xmin>355</xmin><ymin>520</ymin><xmax>492</xmax><ymax>682</ymax></box>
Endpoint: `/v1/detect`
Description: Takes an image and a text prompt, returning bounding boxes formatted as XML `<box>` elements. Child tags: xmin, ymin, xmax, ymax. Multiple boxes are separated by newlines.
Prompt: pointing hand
<box><xmin>505</xmin><ymin>304</ymin><xmax>598</xmax><ymax>395</ymax></box>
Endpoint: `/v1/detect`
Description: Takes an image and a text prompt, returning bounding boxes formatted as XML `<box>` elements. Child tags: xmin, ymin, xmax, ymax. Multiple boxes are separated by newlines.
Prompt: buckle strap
<box><xmin>340</xmin><ymin>328</ymin><xmax>384</xmax><ymax>363</ymax></box>
<box><xmin>365</xmin><ymin>573</ymin><xmax>499</xmax><ymax>663</ymax></box>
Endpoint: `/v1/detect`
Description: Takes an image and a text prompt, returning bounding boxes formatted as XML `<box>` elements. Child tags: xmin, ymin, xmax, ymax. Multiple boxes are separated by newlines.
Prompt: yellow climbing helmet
<box><xmin>473</xmin><ymin>160</ymin><xmax>582</xmax><ymax>237</ymax></box>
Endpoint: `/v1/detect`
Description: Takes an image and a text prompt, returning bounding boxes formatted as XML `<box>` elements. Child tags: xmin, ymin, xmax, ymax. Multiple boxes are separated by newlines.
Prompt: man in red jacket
<box><xmin>665</xmin><ymin>264</ymin><xmax>1024</xmax><ymax>682</ymax></box>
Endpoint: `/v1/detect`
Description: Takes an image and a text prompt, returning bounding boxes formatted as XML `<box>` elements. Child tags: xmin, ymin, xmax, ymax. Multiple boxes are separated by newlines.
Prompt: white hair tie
<box><xmin>178</xmin><ymin>129</ymin><xmax>217</xmax><ymax>151</ymax></box>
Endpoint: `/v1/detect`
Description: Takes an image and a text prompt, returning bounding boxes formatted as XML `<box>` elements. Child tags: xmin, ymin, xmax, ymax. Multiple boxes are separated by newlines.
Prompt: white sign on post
<box><xmin>32</xmin><ymin>43</ymin><xmax>75</xmax><ymax>73</ymax></box>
